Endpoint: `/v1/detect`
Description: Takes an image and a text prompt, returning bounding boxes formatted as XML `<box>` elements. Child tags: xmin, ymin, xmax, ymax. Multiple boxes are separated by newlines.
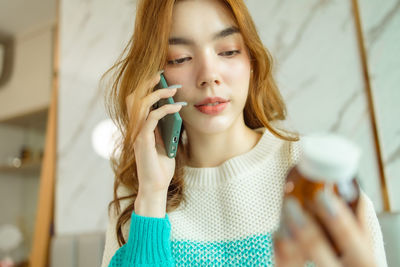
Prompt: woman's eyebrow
<box><xmin>213</xmin><ymin>26</ymin><xmax>240</xmax><ymax>40</ymax></box>
<box><xmin>168</xmin><ymin>26</ymin><xmax>240</xmax><ymax>45</ymax></box>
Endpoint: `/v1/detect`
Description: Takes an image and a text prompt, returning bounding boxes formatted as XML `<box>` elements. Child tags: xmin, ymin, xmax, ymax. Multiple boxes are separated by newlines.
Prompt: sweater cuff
<box><xmin>126</xmin><ymin>211</ymin><xmax>173</xmax><ymax>265</ymax></box>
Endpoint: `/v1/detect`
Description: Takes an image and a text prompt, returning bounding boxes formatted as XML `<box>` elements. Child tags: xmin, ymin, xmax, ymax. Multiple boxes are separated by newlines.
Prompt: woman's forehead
<box><xmin>170</xmin><ymin>0</ymin><xmax>238</xmax><ymax>40</ymax></box>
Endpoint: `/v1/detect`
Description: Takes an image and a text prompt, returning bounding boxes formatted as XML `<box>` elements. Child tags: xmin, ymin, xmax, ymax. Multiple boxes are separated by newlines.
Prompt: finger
<box><xmin>126</xmin><ymin>70</ymin><xmax>163</xmax><ymax>105</ymax></box>
<box><xmin>125</xmin><ymin>70</ymin><xmax>165</xmax><ymax>118</ymax></box>
<box><xmin>274</xmin><ymin>235</ymin><xmax>306</xmax><ymax>267</ymax></box>
<box><xmin>141</xmin><ymin>103</ymin><xmax>186</xmax><ymax>138</ymax></box>
<box><xmin>154</xmin><ymin>126</ymin><xmax>164</xmax><ymax>146</ymax></box>
<box><xmin>355</xmin><ymin>193</ymin><xmax>376</xmax><ymax>254</ymax></box>
<box><xmin>126</xmin><ymin>86</ymin><xmax>180</xmax><ymax>124</ymax></box>
<box><xmin>356</xmin><ymin>192</ymin><xmax>369</xmax><ymax>234</ymax></box>
<box><xmin>283</xmin><ymin>197</ymin><xmax>341</xmax><ymax>267</ymax></box>
<box><xmin>313</xmin><ymin>189</ymin><xmax>365</xmax><ymax>256</ymax></box>
<box><xmin>146</xmin><ymin>70</ymin><xmax>164</xmax><ymax>90</ymax></box>
<box><xmin>147</xmin><ymin>85</ymin><xmax>182</xmax><ymax>110</ymax></box>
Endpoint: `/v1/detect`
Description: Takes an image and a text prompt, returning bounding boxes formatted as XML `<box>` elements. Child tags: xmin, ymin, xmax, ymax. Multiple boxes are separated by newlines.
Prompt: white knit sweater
<box><xmin>101</xmin><ymin>127</ymin><xmax>387</xmax><ymax>266</ymax></box>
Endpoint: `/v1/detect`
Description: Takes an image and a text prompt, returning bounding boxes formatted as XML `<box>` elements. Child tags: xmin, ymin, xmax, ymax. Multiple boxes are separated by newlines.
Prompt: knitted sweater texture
<box><xmin>101</xmin><ymin>127</ymin><xmax>387</xmax><ymax>266</ymax></box>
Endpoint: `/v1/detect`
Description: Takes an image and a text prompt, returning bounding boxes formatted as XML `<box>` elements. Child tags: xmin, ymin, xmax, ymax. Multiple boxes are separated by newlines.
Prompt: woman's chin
<box><xmin>183</xmin><ymin>117</ymin><xmax>235</xmax><ymax>135</ymax></box>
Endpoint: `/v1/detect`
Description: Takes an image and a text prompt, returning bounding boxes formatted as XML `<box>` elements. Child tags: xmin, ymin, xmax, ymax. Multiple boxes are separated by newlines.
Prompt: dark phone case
<box><xmin>156</xmin><ymin>73</ymin><xmax>183</xmax><ymax>158</ymax></box>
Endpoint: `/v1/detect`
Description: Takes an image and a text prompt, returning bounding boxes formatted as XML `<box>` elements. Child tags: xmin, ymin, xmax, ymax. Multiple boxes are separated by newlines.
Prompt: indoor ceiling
<box><xmin>0</xmin><ymin>0</ymin><xmax>56</xmax><ymax>37</ymax></box>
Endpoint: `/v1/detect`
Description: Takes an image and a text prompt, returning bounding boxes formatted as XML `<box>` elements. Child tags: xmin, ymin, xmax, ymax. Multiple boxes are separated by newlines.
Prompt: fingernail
<box><xmin>168</xmin><ymin>84</ymin><xmax>182</xmax><ymax>89</ymax></box>
<box><xmin>317</xmin><ymin>189</ymin><xmax>337</xmax><ymax>217</ymax></box>
<box><xmin>173</xmin><ymin>101</ymin><xmax>187</xmax><ymax>106</ymax></box>
<box><xmin>283</xmin><ymin>197</ymin><xmax>306</xmax><ymax>227</ymax></box>
<box><xmin>157</xmin><ymin>70</ymin><xmax>164</xmax><ymax>75</ymax></box>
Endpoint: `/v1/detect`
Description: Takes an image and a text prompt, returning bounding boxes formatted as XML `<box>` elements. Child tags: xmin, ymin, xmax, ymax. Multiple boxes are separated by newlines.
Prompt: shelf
<box><xmin>0</xmin><ymin>159</ymin><xmax>42</xmax><ymax>175</ymax></box>
<box><xmin>0</xmin><ymin>107</ymin><xmax>48</xmax><ymax>131</ymax></box>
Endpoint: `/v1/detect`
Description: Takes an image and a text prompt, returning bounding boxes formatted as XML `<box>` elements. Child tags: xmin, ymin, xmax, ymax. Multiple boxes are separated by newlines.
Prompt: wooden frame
<box><xmin>29</xmin><ymin>1</ymin><xmax>59</xmax><ymax>265</ymax></box>
<box><xmin>351</xmin><ymin>0</ymin><xmax>391</xmax><ymax>212</ymax></box>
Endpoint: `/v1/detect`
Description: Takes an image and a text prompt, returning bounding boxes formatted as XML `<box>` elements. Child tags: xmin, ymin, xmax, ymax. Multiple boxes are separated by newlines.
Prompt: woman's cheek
<box><xmin>174</xmin><ymin>90</ymin><xmax>185</xmax><ymax>103</ymax></box>
<box><xmin>229</xmin><ymin>56</ymin><xmax>250</xmax><ymax>75</ymax></box>
<box><xmin>166</xmin><ymin>71</ymin><xmax>193</xmax><ymax>100</ymax></box>
<box><xmin>165</xmin><ymin>67</ymin><xmax>190</xmax><ymax>85</ymax></box>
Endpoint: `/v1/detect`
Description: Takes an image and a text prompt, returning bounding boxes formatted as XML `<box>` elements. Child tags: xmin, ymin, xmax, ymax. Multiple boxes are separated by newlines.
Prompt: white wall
<box><xmin>56</xmin><ymin>0</ymin><xmax>135</xmax><ymax>235</ymax></box>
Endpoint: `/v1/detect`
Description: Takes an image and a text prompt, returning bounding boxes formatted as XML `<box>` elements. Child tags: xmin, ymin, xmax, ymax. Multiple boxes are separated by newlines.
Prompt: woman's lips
<box><xmin>194</xmin><ymin>102</ymin><xmax>229</xmax><ymax>115</ymax></box>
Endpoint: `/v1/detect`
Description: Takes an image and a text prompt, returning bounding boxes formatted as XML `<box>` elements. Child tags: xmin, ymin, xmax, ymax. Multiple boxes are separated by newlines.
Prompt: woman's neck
<box><xmin>185</xmin><ymin>123</ymin><xmax>262</xmax><ymax>168</ymax></box>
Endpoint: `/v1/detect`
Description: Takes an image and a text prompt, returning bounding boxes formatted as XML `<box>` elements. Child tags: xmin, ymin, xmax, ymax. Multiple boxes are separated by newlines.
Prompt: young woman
<box><xmin>101</xmin><ymin>0</ymin><xmax>387</xmax><ymax>266</ymax></box>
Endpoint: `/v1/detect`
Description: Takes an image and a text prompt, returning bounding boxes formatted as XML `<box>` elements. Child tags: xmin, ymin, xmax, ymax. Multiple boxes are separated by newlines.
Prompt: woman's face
<box><xmin>164</xmin><ymin>0</ymin><xmax>252</xmax><ymax>134</ymax></box>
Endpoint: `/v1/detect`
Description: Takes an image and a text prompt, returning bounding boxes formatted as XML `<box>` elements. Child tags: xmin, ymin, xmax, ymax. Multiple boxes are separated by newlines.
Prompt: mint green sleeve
<box><xmin>108</xmin><ymin>211</ymin><xmax>174</xmax><ymax>267</ymax></box>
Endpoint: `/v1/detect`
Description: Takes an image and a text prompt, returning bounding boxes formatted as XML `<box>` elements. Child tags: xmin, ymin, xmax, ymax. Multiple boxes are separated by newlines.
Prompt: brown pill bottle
<box><xmin>284</xmin><ymin>134</ymin><xmax>361</xmax><ymax>253</ymax></box>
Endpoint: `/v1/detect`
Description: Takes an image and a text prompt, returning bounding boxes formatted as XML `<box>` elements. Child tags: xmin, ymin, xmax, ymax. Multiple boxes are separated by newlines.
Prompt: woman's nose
<box><xmin>196</xmin><ymin>53</ymin><xmax>221</xmax><ymax>88</ymax></box>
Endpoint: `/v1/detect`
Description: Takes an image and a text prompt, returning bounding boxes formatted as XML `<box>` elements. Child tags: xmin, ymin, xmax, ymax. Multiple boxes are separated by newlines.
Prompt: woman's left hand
<box><xmin>274</xmin><ymin>190</ymin><xmax>376</xmax><ymax>267</ymax></box>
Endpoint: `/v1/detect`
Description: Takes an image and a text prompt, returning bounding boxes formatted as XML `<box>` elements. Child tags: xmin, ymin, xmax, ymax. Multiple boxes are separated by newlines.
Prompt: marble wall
<box><xmin>57</xmin><ymin>0</ymin><xmax>398</xmax><ymax>235</ymax></box>
<box><xmin>357</xmin><ymin>0</ymin><xmax>400</xmax><ymax>211</ymax></box>
<box><xmin>57</xmin><ymin>0</ymin><xmax>136</xmax><ymax>234</ymax></box>
<box><xmin>246</xmin><ymin>0</ymin><xmax>384</xmax><ymax>210</ymax></box>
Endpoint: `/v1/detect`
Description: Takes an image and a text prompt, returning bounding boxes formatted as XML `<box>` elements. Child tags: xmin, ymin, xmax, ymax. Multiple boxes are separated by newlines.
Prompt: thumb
<box><xmin>154</xmin><ymin>126</ymin><xmax>167</xmax><ymax>155</ymax></box>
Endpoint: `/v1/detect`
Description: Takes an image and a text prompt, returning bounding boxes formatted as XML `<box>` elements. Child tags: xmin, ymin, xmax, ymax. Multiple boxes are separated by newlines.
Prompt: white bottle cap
<box><xmin>298</xmin><ymin>133</ymin><xmax>361</xmax><ymax>182</ymax></box>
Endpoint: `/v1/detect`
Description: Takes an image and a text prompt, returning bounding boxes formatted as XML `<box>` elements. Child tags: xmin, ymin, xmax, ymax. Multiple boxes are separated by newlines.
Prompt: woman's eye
<box><xmin>219</xmin><ymin>50</ymin><xmax>240</xmax><ymax>57</ymax></box>
<box><xmin>167</xmin><ymin>57</ymin><xmax>191</xmax><ymax>65</ymax></box>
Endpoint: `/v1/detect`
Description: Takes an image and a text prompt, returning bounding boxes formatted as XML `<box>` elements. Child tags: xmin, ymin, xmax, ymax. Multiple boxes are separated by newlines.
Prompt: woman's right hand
<box><xmin>125</xmin><ymin>71</ymin><xmax>185</xmax><ymax>216</ymax></box>
<box><xmin>274</xmin><ymin>192</ymin><xmax>377</xmax><ymax>267</ymax></box>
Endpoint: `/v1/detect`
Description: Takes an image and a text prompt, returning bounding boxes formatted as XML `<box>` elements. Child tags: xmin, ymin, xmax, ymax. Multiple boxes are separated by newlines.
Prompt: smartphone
<box><xmin>154</xmin><ymin>73</ymin><xmax>183</xmax><ymax>158</ymax></box>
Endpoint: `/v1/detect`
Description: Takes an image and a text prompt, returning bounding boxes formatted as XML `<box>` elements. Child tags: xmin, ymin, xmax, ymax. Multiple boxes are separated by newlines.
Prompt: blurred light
<box><xmin>91</xmin><ymin>119</ymin><xmax>121</xmax><ymax>159</ymax></box>
<box><xmin>0</xmin><ymin>224</ymin><xmax>22</xmax><ymax>252</ymax></box>
<box><xmin>12</xmin><ymin>158</ymin><xmax>21</xmax><ymax>168</ymax></box>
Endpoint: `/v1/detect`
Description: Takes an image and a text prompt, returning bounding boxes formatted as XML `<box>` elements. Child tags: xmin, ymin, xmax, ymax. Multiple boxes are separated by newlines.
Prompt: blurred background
<box><xmin>0</xmin><ymin>0</ymin><xmax>398</xmax><ymax>266</ymax></box>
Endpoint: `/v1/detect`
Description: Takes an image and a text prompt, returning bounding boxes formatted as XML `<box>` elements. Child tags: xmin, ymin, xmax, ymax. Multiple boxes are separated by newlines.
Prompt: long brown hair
<box><xmin>102</xmin><ymin>0</ymin><xmax>298</xmax><ymax>246</ymax></box>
